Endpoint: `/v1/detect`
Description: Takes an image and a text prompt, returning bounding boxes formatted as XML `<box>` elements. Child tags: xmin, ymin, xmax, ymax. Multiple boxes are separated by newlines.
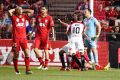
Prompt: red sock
<box><xmin>13</xmin><ymin>59</ymin><xmax>19</xmax><ymax>72</ymax></box>
<box><xmin>38</xmin><ymin>57</ymin><xmax>44</xmax><ymax>66</ymax></box>
<box><xmin>25</xmin><ymin>57</ymin><xmax>30</xmax><ymax>71</ymax></box>
<box><xmin>45</xmin><ymin>59</ymin><xmax>49</xmax><ymax>67</ymax></box>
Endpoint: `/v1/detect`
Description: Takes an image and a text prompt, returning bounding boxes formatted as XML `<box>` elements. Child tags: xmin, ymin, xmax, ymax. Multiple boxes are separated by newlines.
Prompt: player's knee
<box><xmin>24</xmin><ymin>49</ymin><xmax>30</xmax><ymax>57</ymax></box>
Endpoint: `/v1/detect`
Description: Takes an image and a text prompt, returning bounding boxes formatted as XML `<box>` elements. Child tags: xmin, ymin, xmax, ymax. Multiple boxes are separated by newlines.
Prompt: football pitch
<box><xmin>0</xmin><ymin>66</ymin><xmax>120</xmax><ymax>80</ymax></box>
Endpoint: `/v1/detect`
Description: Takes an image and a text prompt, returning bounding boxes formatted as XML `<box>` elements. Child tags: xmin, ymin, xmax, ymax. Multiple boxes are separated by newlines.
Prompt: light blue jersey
<box><xmin>83</xmin><ymin>17</ymin><xmax>99</xmax><ymax>64</ymax></box>
<box><xmin>83</xmin><ymin>17</ymin><xmax>99</xmax><ymax>38</ymax></box>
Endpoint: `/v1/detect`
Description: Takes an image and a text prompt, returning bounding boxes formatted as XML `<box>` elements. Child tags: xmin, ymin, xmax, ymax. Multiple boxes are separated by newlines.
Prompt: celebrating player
<box><xmin>67</xmin><ymin>13</ymin><xmax>86</xmax><ymax>71</ymax></box>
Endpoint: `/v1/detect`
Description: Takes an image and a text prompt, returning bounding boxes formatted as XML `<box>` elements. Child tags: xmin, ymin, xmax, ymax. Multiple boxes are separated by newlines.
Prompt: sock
<box><xmin>93</xmin><ymin>52</ymin><xmax>98</xmax><ymax>64</ymax></box>
<box><xmin>44</xmin><ymin>59</ymin><xmax>49</xmax><ymax>67</ymax></box>
<box><xmin>67</xmin><ymin>55</ymin><xmax>72</xmax><ymax>68</ymax></box>
<box><xmin>59</xmin><ymin>52</ymin><xmax>65</xmax><ymax>68</ymax></box>
<box><xmin>13</xmin><ymin>58</ymin><xmax>19</xmax><ymax>72</ymax></box>
<box><xmin>81</xmin><ymin>55</ymin><xmax>85</xmax><ymax>68</ymax></box>
<box><xmin>72</xmin><ymin>55</ymin><xmax>82</xmax><ymax>68</ymax></box>
<box><xmin>25</xmin><ymin>57</ymin><xmax>30</xmax><ymax>71</ymax></box>
<box><xmin>38</xmin><ymin>57</ymin><xmax>44</xmax><ymax>66</ymax></box>
<box><xmin>84</xmin><ymin>52</ymin><xmax>89</xmax><ymax>62</ymax></box>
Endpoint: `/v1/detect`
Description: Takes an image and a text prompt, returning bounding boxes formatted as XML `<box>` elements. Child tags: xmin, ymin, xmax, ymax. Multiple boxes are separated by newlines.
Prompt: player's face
<box><xmin>16</xmin><ymin>7</ymin><xmax>23</xmax><ymax>15</ymax></box>
<box><xmin>40</xmin><ymin>7</ymin><xmax>48</xmax><ymax>14</ymax></box>
<box><xmin>73</xmin><ymin>14</ymin><xmax>77</xmax><ymax>21</ymax></box>
<box><xmin>31</xmin><ymin>17</ymin><xmax>36</xmax><ymax>23</ymax></box>
<box><xmin>84</xmin><ymin>9</ymin><xmax>90</xmax><ymax>17</ymax></box>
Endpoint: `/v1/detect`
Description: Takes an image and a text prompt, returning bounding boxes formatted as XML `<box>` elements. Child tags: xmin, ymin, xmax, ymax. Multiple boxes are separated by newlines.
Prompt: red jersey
<box><xmin>11</xmin><ymin>15</ymin><xmax>28</xmax><ymax>41</ymax></box>
<box><xmin>36</xmin><ymin>14</ymin><xmax>54</xmax><ymax>38</ymax></box>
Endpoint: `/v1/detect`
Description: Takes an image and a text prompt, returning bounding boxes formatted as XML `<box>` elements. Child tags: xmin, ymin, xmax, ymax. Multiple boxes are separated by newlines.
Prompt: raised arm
<box><xmin>8</xmin><ymin>8</ymin><xmax>15</xmax><ymax>16</ymax></box>
<box><xmin>23</xmin><ymin>9</ymin><xmax>34</xmax><ymax>15</ymax></box>
<box><xmin>58</xmin><ymin>19</ymin><xmax>69</xmax><ymax>27</ymax></box>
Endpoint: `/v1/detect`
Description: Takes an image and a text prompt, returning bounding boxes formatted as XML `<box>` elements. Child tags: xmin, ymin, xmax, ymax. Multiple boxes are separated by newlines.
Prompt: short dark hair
<box><xmin>77</xmin><ymin>14</ymin><xmax>83</xmax><ymax>21</ymax></box>
<box><xmin>85</xmin><ymin>8</ymin><xmax>92</xmax><ymax>14</ymax></box>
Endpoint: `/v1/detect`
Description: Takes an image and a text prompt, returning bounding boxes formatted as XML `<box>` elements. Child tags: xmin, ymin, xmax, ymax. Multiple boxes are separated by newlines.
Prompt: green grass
<box><xmin>0</xmin><ymin>66</ymin><xmax>120</xmax><ymax>80</ymax></box>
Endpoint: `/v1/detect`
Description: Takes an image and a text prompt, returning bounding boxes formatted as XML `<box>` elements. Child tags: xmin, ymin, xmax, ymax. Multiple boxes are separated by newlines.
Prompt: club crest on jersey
<box><xmin>45</xmin><ymin>20</ymin><xmax>48</xmax><ymax>23</ymax></box>
<box><xmin>16</xmin><ymin>18</ymin><xmax>19</xmax><ymax>22</ymax></box>
<box><xmin>22</xmin><ymin>18</ymin><xmax>25</xmax><ymax>22</ymax></box>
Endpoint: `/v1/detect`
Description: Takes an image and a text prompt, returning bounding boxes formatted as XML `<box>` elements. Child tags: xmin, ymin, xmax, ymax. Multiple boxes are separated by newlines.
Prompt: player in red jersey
<box><xmin>8</xmin><ymin>6</ymin><xmax>34</xmax><ymax>74</ymax></box>
<box><xmin>31</xmin><ymin>5</ymin><xmax>55</xmax><ymax>70</ymax></box>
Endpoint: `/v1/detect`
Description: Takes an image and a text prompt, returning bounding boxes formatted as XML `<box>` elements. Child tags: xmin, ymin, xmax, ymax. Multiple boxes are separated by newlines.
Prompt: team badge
<box><xmin>45</xmin><ymin>20</ymin><xmax>48</xmax><ymax>23</ymax></box>
<box><xmin>22</xmin><ymin>18</ymin><xmax>25</xmax><ymax>22</ymax></box>
<box><xmin>16</xmin><ymin>18</ymin><xmax>19</xmax><ymax>22</ymax></box>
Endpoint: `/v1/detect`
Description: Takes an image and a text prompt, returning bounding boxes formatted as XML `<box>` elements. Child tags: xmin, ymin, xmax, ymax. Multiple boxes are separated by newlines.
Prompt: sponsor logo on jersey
<box><xmin>16</xmin><ymin>23</ymin><xmax>24</xmax><ymax>27</ymax></box>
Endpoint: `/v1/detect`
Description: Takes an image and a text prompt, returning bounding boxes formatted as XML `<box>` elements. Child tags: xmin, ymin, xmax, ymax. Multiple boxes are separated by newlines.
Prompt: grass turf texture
<box><xmin>0</xmin><ymin>66</ymin><xmax>120</xmax><ymax>80</ymax></box>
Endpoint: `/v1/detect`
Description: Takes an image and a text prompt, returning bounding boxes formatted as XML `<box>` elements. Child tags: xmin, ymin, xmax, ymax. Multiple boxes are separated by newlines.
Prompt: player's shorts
<box><xmin>60</xmin><ymin>43</ymin><xmax>70</xmax><ymax>54</ymax></box>
<box><xmin>84</xmin><ymin>38</ymin><xmax>97</xmax><ymax>48</ymax></box>
<box><xmin>34</xmin><ymin>37</ymin><xmax>49</xmax><ymax>50</ymax></box>
<box><xmin>12</xmin><ymin>38</ymin><xmax>28</xmax><ymax>52</ymax></box>
<box><xmin>68</xmin><ymin>37</ymin><xmax>84</xmax><ymax>54</ymax></box>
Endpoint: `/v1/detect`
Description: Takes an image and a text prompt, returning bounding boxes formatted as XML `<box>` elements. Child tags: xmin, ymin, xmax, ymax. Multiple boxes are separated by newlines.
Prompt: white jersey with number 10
<box><xmin>69</xmin><ymin>22</ymin><xmax>84</xmax><ymax>41</ymax></box>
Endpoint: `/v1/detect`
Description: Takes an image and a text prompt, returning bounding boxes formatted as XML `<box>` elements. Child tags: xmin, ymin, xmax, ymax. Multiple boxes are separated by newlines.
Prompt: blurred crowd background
<box><xmin>0</xmin><ymin>0</ymin><xmax>120</xmax><ymax>41</ymax></box>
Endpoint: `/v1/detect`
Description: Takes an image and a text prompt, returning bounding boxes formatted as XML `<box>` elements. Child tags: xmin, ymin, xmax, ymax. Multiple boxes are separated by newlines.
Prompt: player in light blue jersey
<box><xmin>83</xmin><ymin>8</ymin><xmax>101</xmax><ymax>68</ymax></box>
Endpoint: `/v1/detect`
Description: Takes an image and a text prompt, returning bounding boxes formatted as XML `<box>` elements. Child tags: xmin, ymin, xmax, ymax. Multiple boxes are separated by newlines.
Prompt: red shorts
<box><xmin>34</xmin><ymin>37</ymin><xmax>49</xmax><ymax>50</ymax></box>
<box><xmin>12</xmin><ymin>38</ymin><xmax>28</xmax><ymax>52</ymax></box>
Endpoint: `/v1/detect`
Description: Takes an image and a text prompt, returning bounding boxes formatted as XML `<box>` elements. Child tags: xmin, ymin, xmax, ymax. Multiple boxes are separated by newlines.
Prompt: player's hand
<box><xmin>27</xmin><ymin>33</ymin><xmax>33</xmax><ymax>37</ymax></box>
<box><xmin>13</xmin><ymin>43</ymin><xmax>17</xmax><ymax>47</ymax></box>
<box><xmin>13</xmin><ymin>43</ymin><xmax>17</xmax><ymax>52</ymax></box>
<box><xmin>58</xmin><ymin>19</ymin><xmax>62</xmax><ymax>23</ymax></box>
<box><xmin>94</xmin><ymin>35</ymin><xmax>99</xmax><ymax>41</ymax></box>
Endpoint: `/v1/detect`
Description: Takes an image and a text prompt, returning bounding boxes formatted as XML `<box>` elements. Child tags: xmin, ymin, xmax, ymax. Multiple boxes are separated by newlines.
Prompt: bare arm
<box><xmin>51</xmin><ymin>27</ymin><xmax>56</xmax><ymax>41</ymax></box>
<box><xmin>96</xmin><ymin>21</ymin><xmax>101</xmax><ymax>38</ymax></box>
<box><xmin>23</xmin><ymin>9</ymin><xmax>34</xmax><ymax>15</ymax></box>
<box><xmin>58</xmin><ymin>19</ymin><xmax>69</xmax><ymax>27</ymax></box>
<box><xmin>8</xmin><ymin>9</ymin><xmax>15</xmax><ymax>16</ymax></box>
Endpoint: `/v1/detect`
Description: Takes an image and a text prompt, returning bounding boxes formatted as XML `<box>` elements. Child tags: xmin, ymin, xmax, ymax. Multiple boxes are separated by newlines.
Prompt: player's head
<box><xmin>73</xmin><ymin>13</ymin><xmax>83</xmax><ymax>21</ymax></box>
<box><xmin>15</xmin><ymin>6</ymin><xmax>23</xmax><ymax>15</ymax></box>
<box><xmin>73</xmin><ymin>13</ymin><xmax>78</xmax><ymax>21</ymax></box>
<box><xmin>77</xmin><ymin>14</ymin><xmax>83</xmax><ymax>21</ymax></box>
<box><xmin>40</xmin><ymin>5</ymin><xmax>48</xmax><ymax>15</ymax></box>
<box><xmin>84</xmin><ymin>8</ymin><xmax>92</xmax><ymax>17</ymax></box>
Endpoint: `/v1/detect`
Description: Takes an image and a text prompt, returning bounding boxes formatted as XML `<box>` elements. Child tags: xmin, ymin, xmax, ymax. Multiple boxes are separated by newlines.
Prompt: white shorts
<box><xmin>69</xmin><ymin>38</ymin><xmax>84</xmax><ymax>54</ymax></box>
<box><xmin>60</xmin><ymin>43</ymin><xmax>70</xmax><ymax>54</ymax></box>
